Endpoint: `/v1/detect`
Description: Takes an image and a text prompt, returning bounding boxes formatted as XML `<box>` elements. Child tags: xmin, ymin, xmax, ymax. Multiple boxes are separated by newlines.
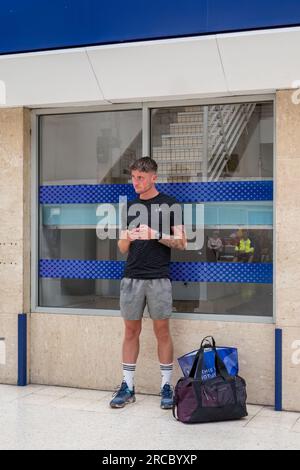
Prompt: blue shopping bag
<box><xmin>177</xmin><ymin>336</ymin><xmax>239</xmax><ymax>381</ymax></box>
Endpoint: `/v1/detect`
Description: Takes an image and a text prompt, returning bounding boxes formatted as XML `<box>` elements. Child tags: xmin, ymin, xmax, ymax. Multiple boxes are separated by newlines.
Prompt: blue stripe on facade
<box><xmin>39</xmin><ymin>181</ymin><xmax>273</xmax><ymax>204</ymax></box>
<box><xmin>39</xmin><ymin>259</ymin><xmax>273</xmax><ymax>284</ymax></box>
<box><xmin>275</xmin><ymin>329</ymin><xmax>283</xmax><ymax>411</ymax></box>
<box><xmin>18</xmin><ymin>313</ymin><xmax>27</xmax><ymax>386</ymax></box>
<box><xmin>1</xmin><ymin>1</ymin><xmax>300</xmax><ymax>55</ymax></box>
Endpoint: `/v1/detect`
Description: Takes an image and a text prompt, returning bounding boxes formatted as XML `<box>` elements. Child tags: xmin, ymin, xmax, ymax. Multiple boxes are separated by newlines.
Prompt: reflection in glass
<box><xmin>39</xmin><ymin>110</ymin><xmax>142</xmax><ymax>308</ymax></box>
<box><xmin>38</xmin><ymin>103</ymin><xmax>274</xmax><ymax>318</ymax></box>
<box><xmin>40</xmin><ymin>110</ymin><xmax>142</xmax><ymax>185</ymax></box>
<box><xmin>151</xmin><ymin>102</ymin><xmax>273</xmax><ymax>182</ymax></box>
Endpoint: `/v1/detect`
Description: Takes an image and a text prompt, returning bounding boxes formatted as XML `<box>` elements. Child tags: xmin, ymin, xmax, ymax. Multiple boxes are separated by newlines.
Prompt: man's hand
<box><xmin>119</xmin><ymin>228</ymin><xmax>141</xmax><ymax>241</ymax></box>
<box><xmin>127</xmin><ymin>228</ymin><xmax>143</xmax><ymax>241</ymax></box>
<box><xmin>158</xmin><ymin>225</ymin><xmax>187</xmax><ymax>251</ymax></box>
<box><xmin>118</xmin><ymin>228</ymin><xmax>141</xmax><ymax>254</ymax></box>
<box><xmin>120</xmin><ymin>225</ymin><xmax>188</xmax><ymax>252</ymax></box>
<box><xmin>132</xmin><ymin>224</ymin><xmax>157</xmax><ymax>240</ymax></box>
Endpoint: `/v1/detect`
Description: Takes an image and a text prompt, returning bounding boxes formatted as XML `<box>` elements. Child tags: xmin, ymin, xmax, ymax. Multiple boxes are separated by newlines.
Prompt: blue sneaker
<box><xmin>160</xmin><ymin>383</ymin><xmax>174</xmax><ymax>409</ymax></box>
<box><xmin>110</xmin><ymin>381</ymin><xmax>136</xmax><ymax>408</ymax></box>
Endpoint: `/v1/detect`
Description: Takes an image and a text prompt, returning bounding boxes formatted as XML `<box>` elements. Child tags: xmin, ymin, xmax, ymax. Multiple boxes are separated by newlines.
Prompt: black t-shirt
<box><xmin>120</xmin><ymin>192</ymin><xmax>184</xmax><ymax>279</ymax></box>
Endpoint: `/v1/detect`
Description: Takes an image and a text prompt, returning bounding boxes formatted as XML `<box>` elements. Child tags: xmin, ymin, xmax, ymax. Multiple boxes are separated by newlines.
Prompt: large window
<box><xmin>151</xmin><ymin>102</ymin><xmax>273</xmax><ymax>317</ymax></box>
<box><xmin>38</xmin><ymin>110</ymin><xmax>142</xmax><ymax>309</ymax></box>
<box><xmin>36</xmin><ymin>100</ymin><xmax>274</xmax><ymax>319</ymax></box>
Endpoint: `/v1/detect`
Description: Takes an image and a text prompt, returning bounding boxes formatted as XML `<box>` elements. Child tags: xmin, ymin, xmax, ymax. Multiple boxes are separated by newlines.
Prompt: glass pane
<box><xmin>39</xmin><ymin>110</ymin><xmax>142</xmax><ymax>309</ymax></box>
<box><xmin>151</xmin><ymin>102</ymin><xmax>273</xmax><ymax>182</ymax></box>
<box><xmin>38</xmin><ymin>102</ymin><xmax>274</xmax><ymax>318</ymax></box>
<box><xmin>171</xmin><ymin>282</ymin><xmax>273</xmax><ymax>317</ymax></box>
<box><xmin>151</xmin><ymin>102</ymin><xmax>274</xmax><ymax>317</ymax></box>
<box><xmin>40</xmin><ymin>110</ymin><xmax>142</xmax><ymax>185</ymax></box>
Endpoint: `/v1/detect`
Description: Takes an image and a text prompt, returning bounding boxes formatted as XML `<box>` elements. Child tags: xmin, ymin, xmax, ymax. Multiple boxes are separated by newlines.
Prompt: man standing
<box><xmin>110</xmin><ymin>157</ymin><xmax>187</xmax><ymax>409</ymax></box>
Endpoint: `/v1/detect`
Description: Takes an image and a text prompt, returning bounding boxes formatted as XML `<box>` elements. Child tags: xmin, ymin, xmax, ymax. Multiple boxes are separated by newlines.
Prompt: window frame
<box><xmin>31</xmin><ymin>94</ymin><xmax>276</xmax><ymax>323</ymax></box>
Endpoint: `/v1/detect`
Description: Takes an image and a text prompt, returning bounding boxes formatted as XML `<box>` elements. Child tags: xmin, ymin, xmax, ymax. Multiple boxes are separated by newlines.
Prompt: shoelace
<box><xmin>111</xmin><ymin>382</ymin><xmax>128</xmax><ymax>399</ymax></box>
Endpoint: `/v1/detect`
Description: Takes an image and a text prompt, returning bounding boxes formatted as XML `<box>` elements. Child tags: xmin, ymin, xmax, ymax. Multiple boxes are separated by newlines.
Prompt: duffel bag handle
<box><xmin>188</xmin><ymin>337</ymin><xmax>213</xmax><ymax>378</ymax></box>
<box><xmin>189</xmin><ymin>337</ymin><xmax>216</xmax><ymax>379</ymax></box>
<box><xmin>189</xmin><ymin>337</ymin><xmax>230</xmax><ymax>382</ymax></box>
<box><xmin>200</xmin><ymin>336</ymin><xmax>216</xmax><ymax>349</ymax></box>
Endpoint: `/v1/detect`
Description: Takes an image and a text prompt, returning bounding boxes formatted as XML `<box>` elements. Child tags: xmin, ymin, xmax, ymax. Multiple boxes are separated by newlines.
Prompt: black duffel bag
<box><xmin>173</xmin><ymin>337</ymin><xmax>248</xmax><ymax>424</ymax></box>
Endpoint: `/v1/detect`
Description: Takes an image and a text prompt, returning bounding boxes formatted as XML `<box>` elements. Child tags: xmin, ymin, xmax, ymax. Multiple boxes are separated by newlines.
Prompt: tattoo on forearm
<box><xmin>158</xmin><ymin>237</ymin><xmax>186</xmax><ymax>250</ymax></box>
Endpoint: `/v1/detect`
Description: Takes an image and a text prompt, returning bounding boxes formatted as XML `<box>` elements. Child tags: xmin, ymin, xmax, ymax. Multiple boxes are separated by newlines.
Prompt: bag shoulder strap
<box><xmin>172</xmin><ymin>403</ymin><xmax>179</xmax><ymax>421</ymax></box>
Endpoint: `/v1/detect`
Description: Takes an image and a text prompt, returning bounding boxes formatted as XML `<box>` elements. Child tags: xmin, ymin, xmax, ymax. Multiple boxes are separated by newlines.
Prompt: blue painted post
<box><xmin>18</xmin><ymin>313</ymin><xmax>27</xmax><ymax>386</ymax></box>
<box><xmin>275</xmin><ymin>328</ymin><xmax>282</xmax><ymax>411</ymax></box>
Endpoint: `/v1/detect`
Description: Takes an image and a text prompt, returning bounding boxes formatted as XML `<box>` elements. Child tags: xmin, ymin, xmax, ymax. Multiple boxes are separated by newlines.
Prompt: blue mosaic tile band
<box><xmin>39</xmin><ymin>259</ymin><xmax>273</xmax><ymax>284</ymax></box>
<box><xmin>39</xmin><ymin>260</ymin><xmax>125</xmax><ymax>280</ymax></box>
<box><xmin>170</xmin><ymin>262</ymin><xmax>273</xmax><ymax>284</ymax></box>
<box><xmin>39</xmin><ymin>181</ymin><xmax>273</xmax><ymax>204</ymax></box>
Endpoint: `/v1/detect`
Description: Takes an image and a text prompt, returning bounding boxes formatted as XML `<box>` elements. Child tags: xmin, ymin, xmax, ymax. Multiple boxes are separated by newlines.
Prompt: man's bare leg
<box><xmin>152</xmin><ymin>319</ymin><xmax>173</xmax><ymax>364</ymax></box>
<box><xmin>122</xmin><ymin>319</ymin><xmax>142</xmax><ymax>364</ymax></box>
<box><xmin>153</xmin><ymin>318</ymin><xmax>174</xmax><ymax>408</ymax></box>
<box><xmin>110</xmin><ymin>319</ymin><xmax>142</xmax><ymax>408</ymax></box>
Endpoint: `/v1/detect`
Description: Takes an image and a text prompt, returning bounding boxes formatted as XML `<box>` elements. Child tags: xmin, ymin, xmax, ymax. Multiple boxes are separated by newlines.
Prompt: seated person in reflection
<box><xmin>233</xmin><ymin>230</ymin><xmax>254</xmax><ymax>263</ymax></box>
<box><xmin>207</xmin><ymin>231</ymin><xmax>223</xmax><ymax>261</ymax></box>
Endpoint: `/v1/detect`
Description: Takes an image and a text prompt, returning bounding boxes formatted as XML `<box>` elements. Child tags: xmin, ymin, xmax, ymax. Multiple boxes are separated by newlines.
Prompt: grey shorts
<box><xmin>120</xmin><ymin>277</ymin><xmax>173</xmax><ymax>321</ymax></box>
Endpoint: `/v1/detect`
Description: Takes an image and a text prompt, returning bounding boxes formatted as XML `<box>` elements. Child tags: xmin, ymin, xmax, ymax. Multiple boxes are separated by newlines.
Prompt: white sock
<box><xmin>160</xmin><ymin>363</ymin><xmax>173</xmax><ymax>388</ymax></box>
<box><xmin>122</xmin><ymin>363</ymin><xmax>136</xmax><ymax>391</ymax></box>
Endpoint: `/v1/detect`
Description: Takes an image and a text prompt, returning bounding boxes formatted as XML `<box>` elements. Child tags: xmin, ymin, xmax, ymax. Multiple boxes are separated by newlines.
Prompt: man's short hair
<box><xmin>129</xmin><ymin>157</ymin><xmax>158</xmax><ymax>174</ymax></box>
